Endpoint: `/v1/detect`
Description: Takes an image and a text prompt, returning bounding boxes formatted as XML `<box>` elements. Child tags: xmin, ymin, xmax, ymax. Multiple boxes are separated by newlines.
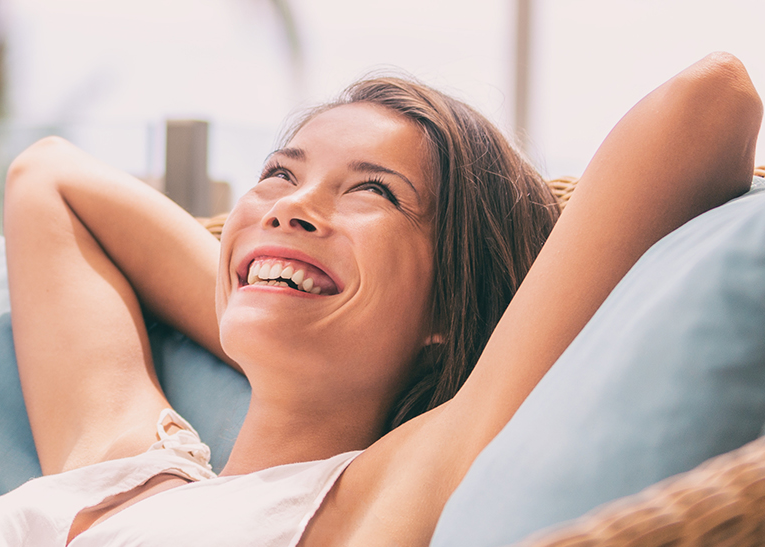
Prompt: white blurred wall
<box><xmin>528</xmin><ymin>0</ymin><xmax>765</xmax><ymax>178</ymax></box>
<box><xmin>1</xmin><ymin>0</ymin><xmax>764</xmax><ymax>200</ymax></box>
<box><xmin>1</xmin><ymin>0</ymin><xmax>514</xmax><ymax>200</ymax></box>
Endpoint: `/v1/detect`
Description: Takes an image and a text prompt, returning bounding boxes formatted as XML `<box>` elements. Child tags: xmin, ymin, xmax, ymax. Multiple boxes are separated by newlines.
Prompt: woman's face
<box><xmin>217</xmin><ymin>102</ymin><xmax>436</xmax><ymax>406</ymax></box>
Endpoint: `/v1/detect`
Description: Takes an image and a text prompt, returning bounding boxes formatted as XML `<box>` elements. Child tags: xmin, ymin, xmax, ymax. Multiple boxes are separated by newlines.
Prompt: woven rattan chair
<box><xmin>198</xmin><ymin>167</ymin><xmax>765</xmax><ymax>547</ymax></box>
<box><xmin>511</xmin><ymin>434</ymin><xmax>765</xmax><ymax>547</ymax></box>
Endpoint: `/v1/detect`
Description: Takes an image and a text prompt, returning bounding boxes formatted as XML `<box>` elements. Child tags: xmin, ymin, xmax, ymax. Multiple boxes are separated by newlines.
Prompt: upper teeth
<box><xmin>246</xmin><ymin>260</ymin><xmax>321</xmax><ymax>294</ymax></box>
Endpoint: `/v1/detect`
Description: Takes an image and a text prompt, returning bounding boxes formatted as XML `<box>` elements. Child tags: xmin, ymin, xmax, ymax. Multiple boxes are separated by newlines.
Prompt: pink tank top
<box><xmin>0</xmin><ymin>410</ymin><xmax>361</xmax><ymax>546</ymax></box>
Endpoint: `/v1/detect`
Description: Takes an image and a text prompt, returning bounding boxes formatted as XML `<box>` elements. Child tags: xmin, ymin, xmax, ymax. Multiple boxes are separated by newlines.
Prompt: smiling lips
<box><xmin>244</xmin><ymin>258</ymin><xmax>339</xmax><ymax>295</ymax></box>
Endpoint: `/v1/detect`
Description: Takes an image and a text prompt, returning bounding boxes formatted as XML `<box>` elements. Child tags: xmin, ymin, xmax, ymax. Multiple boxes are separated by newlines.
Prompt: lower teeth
<box><xmin>253</xmin><ymin>278</ymin><xmax>309</xmax><ymax>292</ymax></box>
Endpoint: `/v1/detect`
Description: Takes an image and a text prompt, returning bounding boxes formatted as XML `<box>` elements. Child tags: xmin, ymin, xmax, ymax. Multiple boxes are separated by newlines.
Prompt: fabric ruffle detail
<box><xmin>148</xmin><ymin>408</ymin><xmax>213</xmax><ymax>472</ymax></box>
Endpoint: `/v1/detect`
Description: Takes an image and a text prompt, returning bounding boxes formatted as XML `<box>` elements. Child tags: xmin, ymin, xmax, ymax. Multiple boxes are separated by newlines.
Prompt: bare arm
<box><xmin>6</xmin><ymin>138</ymin><xmax>228</xmax><ymax>363</ymax></box>
<box><xmin>5</xmin><ymin>138</ymin><xmax>234</xmax><ymax>472</ymax></box>
<box><xmin>302</xmin><ymin>53</ymin><xmax>763</xmax><ymax>545</ymax></box>
<box><xmin>451</xmin><ymin>52</ymin><xmax>761</xmax><ymax>449</ymax></box>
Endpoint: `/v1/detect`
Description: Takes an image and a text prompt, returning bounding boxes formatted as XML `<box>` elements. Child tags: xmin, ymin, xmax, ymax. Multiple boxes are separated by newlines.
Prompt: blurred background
<box><xmin>0</xmin><ymin>0</ymin><xmax>763</xmax><ymax>219</ymax></box>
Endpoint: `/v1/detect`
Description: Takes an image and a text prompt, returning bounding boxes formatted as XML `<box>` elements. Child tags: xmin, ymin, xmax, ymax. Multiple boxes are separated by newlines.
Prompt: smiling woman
<box><xmin>217</xmin><ymin>102</ymin><xmax>444</xmax><ymax>458</ymax></box>
<box><xmin>0</xmin><ymin>53</ymin><xmax>762</xmax><ymax>546</ymax></box>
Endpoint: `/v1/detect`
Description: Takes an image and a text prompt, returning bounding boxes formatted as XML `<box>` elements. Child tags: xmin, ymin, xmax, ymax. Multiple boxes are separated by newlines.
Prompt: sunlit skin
<box><xmin>4</xmin><ymin>53</ymin><xmax>760</xmax><ymax>546</ymax></box>
<box><xmin>216</xmin><ymin>103</ymin><xmax>439</xmax><ymax>468</ymax></box>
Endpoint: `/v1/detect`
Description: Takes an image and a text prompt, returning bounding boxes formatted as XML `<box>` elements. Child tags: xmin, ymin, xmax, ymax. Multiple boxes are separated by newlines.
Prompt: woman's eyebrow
<box><xmin>349</xmin><ymin>160</ymin><xmax>419</xmax><ymax>198</ymax></box>
<box><xmin>267</xmin><ymin>147</ymin><xmax>305</xmax><ymax>161</ymax></box>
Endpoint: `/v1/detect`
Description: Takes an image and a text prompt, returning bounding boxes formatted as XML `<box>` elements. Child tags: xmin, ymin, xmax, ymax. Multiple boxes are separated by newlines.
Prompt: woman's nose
<box><xmin>268</xmin><ymin>217</ymin><xmax>316</xmax><ymax>232</ymax></box>
<box><xmin>261</xmin><ymin>189</ymin><xmax>331</xmax><ymax>235</ymax></box>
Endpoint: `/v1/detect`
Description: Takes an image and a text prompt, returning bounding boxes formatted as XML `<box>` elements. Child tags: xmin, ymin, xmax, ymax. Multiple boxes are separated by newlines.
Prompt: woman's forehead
<box><xmin>290</xmin><ymin>103</ymin><xmax>417</xmax><ymax>144</ymax></box>
<box><xmin>285</xmin><ymin>103</ymin><xmax>434</xmax><ymax>188</ymax></box>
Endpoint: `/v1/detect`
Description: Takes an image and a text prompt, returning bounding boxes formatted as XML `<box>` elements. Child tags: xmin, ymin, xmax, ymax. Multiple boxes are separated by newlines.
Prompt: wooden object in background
<box><xmin>165</xmin><ymin>120</ymin><xmax>211</xmax><ymax>217</ymax></box>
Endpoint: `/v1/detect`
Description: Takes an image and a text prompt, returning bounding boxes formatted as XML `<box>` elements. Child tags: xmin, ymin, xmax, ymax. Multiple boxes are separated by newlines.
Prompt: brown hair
<box><xmin>282</xmin><ymin>77</ymin><xmax>560</xmax><ymax>430</ymax></box>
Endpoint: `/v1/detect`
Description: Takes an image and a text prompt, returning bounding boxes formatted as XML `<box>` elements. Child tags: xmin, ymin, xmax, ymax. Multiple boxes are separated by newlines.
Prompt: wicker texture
<box><xmin>546</xmin><ymin>166</ymin><xmax>765</xmax><ymax>211</ymax></box>
<box><xmin>510</xmin><ymin>435</ymin><xmax>765</xmax><ymax>547</ymax></box>
<box><xmin>546</xmin><ymin>176</ymin><xmax>579</xmax><ymax>210</ymax></box>
<box><xmin>198</xmin><ymin>212</ymin><xmax>228</xmax><ymax>240</ymax></box>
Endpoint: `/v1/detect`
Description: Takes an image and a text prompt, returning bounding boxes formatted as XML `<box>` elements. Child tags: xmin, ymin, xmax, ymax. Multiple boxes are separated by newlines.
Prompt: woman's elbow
<box><xmin>676</xmin><ymin>52</ymin><xmax>762</xmax><ymax>198</ymax></box>
<box><xmin>695</xmin><ymin>52</ymin><xmax>762</xmax><ymax>116</ymax></box>
<box><xmin>692</xmin><ymin>53</ymin><xmax>760</xmax><ymax>124</ymax></box>
<box><xmin>696</xmin><ymin>52</ymin><xmax>757</xmax><ymax>88</ymax></box>
<box><xmin>4</xmin><ymin>136</ymin><xmax>73</xmax><ymax>228</ymax></box>
<box><xmin>6</xmin><ymin>136</ymin><xmax>73</xmax><ymax>197</ymax></box>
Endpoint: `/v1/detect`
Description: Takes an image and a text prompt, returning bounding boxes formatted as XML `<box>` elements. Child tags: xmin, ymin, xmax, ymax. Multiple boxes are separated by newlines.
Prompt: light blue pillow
<box><xmin>0</xmin><ymin>313</ymin><xmax>38</xmax><ymax>493</ymax></box>
<box><xmin>431</xmin><ymin>178</ymin><xmax>765</xmax><ymax>546</ymax></box>
<box><xmin>0</xmin><ymin>242</ymin><xmax>250</xmax><ymax>493</ymax></box>
<box><xmin>149</xmin><ymin>322</ymin><xmax>250</xmax><ymax>472</ymax></box>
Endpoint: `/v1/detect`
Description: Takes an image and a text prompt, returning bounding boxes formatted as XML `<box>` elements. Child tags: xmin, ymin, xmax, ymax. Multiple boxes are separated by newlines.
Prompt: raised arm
<box><xmin>5</xmin><ymin>137</ymin><xmax>227</xmax><ymax>361</ymax></box>
<box><xmin>304</xmin><ymin>53</ymin><xmax>763</xmax><ymax>546</ymax></box>
<box><xmin>4</xmin><ymin>138</ymin><xmax>232</xmax><ymax>473</ymax></box>
<box><xmin>454</xmin><ymin>52</ymin><xmax>762</xmax><ymax>441</ymax></box>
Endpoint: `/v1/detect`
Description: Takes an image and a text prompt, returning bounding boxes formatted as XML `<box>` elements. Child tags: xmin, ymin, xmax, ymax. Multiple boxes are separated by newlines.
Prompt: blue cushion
<box><xmin>0</xmin><ymin>239</ymin><xmax>250</xmax><ymax>492</ymax></box>
<box><xmin>431</xmin><ymin>178</ymin><xmax>765</xmax><ymax>546</ymax></box>
<box><xmin>0</xmin><ymin>313</ymin><xmax>39</xmax><ymax>493</ymax></box>
<box><xmin>149</xmin><ymin>323</ymin><xmax>250</xmax><ymax>472</ymax></box>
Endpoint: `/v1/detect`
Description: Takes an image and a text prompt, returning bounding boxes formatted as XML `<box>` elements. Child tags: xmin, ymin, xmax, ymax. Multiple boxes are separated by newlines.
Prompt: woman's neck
<box><xmin>220</xmin><ymin>384</ymin><xmax>385</xmax><ymax>476</ymax></box>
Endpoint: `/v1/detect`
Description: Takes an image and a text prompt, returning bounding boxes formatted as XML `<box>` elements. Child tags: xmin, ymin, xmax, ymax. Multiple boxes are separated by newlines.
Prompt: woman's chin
<box><xmin>219</xmin><ymin>311</ymin><xmax>324</xmax><ymax>368</ymax></box>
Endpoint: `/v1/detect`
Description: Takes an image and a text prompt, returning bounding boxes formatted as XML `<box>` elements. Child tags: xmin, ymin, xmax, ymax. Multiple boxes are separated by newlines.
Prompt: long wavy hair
<box><xmin>281</xmin><ymin>76</ymin><xmax>560</xmax><ymax>430</ymax></box>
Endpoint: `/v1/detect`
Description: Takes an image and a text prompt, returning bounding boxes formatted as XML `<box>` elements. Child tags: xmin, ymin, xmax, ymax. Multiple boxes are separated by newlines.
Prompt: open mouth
<box><xmin>241</xmin><ymin>258</ymin><xmax>339</xmax><ymax>295</ymax></box>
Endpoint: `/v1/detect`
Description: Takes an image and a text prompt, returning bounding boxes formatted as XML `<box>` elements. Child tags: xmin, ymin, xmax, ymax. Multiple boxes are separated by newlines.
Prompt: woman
<box><xmin>0</xmin><ymin>52</ymin><xmax>761</xmax><ymax>545</ymax></box>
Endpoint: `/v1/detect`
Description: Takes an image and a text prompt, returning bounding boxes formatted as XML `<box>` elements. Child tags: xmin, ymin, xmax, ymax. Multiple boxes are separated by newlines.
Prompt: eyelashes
<box><xmin>259</xmin><ymin>161</ymin><xmax>292</xmax><ymax>183</ymax></box>
<box><xmin>258</xmin><ymin>161</ymin><xmax>401</xmax><ymax>207</ymax></box>
<box><xmin>353</xmin><ymin>176</ymin><xmax>400</xmax><ymax>207</ymax></box>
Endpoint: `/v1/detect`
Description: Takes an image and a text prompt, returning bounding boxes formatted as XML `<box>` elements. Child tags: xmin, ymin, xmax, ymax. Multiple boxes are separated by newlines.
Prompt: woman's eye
<box><xmin>361</xmin><ymin>183</ymin><xmax>386</xmax><ymax>196</ymax></box>
<box><xmin>355</xmin><ymin>181</ymin><xmax>399</xmax><ymax>205</ymax></box>
<box><xmin>259</xmin><ymin>164</ymin><xmax>293</xmax><ymax>184</ymax></box>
